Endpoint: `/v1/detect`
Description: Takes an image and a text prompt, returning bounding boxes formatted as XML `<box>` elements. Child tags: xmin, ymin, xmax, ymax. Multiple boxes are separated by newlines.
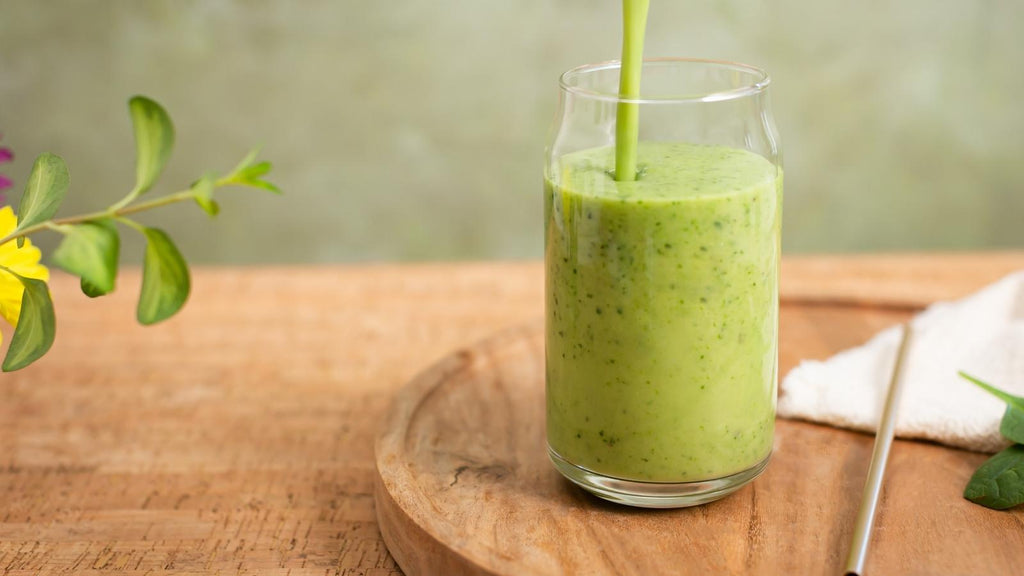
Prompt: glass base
<box><xmin>549</xmin><ymin>446</ymin><xmax>770</xmax><ymax>509</ymax></box>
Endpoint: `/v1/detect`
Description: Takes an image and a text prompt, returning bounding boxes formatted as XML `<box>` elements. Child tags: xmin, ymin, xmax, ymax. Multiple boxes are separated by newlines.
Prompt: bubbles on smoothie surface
<box><xmin>558</xmin><ymin>141</ymin><xmax>777</xmax><ymax>202</ymax></box>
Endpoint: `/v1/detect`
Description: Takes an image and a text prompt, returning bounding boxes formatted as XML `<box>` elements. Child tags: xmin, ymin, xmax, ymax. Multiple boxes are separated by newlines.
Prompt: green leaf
<box><xmin>129</xmin><ymin>95</ymin><xmax>175</xmax><ymax>195</ymax></box>
<box><xmin>964</xmin><ymin>445</ymin><xmax>1024</xmax><ymax>510</ymax></box>
<box><xmin>137</xmin><ymin>227</ymin><xmax>190</xmax><ymax>325</ymax></box>
<box><xmin>230</xmin><ymin>147</ymin><xmax>261</xmax><ymax>174</ymax></box>
<box><xmin>191</xmin><ymin>175</ymin><xmax>219</xmax><ymax>217</ymax></box>
<box><xmin>959</xmin><ymin>372</ymin><xmax>1024</xmax><ymax>443</ymax></box>
<box><xmin>224</xmin><ymin>150</ymin><xmax>281</xmax><ymax>194</ymax></box>
<box><xmin>81</xmin><ymin>279</ymin><xmax>106</xmax><ymax>298</ymax></box>
<box><xmin>235</xmin><ymin>177</ymin><xmax>281</xmax><ymax>194</ymax></box>
<box><xmin>14</xmin><ymin>153</ymin><xmax>70</xmax><ymax>245</ymax></box>
<box><xmin>999</xmin><ymin>406</ymin><xmax>1024</xmax><ymax>445</ymax></box>
<box><xmin>50</xmin><ymin>219</ymin><xmax>120</xmax><ymax>297</ymax></box>
<box><xmin>960</xmin><ymin>372</ymin><xmax>1024</xmax><ymax>411</ymax></box>
<box><xmin>1</xmin><ymin>271</ymin><xmax>56</xmax><ymax>371</ymax></box>
<box><xmin>238</xmin><ymin>161</ymin><xmax>272</xmax><ymax>179</ymax></box>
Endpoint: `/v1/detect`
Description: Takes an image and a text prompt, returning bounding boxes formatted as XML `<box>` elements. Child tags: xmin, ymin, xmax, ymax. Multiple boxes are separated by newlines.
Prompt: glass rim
<box><xmin>559</xmin><ymin>57</ymin><xmax>771</xmax><ymax>104</ymax></box>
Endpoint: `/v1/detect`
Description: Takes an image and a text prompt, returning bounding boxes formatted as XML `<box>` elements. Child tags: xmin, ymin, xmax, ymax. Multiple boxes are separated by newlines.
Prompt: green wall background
<box><xmin>1</xmin><ymin>0</ymin><xmax>1021</xmax><ymax>263</ymax></box>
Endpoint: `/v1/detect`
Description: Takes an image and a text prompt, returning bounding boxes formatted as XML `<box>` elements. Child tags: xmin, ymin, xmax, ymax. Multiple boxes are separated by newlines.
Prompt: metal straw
<box><xmin>843</xmin><ymin>323</ymin><xmax>913</xmax><ymax>576</ymax></box>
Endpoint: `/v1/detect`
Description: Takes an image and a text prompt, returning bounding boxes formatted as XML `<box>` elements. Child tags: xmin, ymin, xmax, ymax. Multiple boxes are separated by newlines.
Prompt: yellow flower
<box><xmin>0</xmin><ymin>206</ymin><xmax>49</xmax><ymax>343</ymax></box>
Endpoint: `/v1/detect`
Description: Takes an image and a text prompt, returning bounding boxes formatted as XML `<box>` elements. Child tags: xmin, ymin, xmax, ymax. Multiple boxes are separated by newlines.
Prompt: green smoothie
<box><xmin>545</xmin><ymin>141</ymin><xmax>781</xmax><ymax>482</ymax></box>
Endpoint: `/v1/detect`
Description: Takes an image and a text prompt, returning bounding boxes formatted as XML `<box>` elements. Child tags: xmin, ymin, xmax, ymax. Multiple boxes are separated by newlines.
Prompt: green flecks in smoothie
<box><xmin>545</xmin><ymin>141</ymin><xmax>781</xmax><ymax>483</ymax></box>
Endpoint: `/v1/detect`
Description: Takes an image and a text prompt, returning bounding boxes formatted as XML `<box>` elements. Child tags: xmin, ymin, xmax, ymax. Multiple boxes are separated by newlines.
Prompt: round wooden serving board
<box><xmin>374</xmin><ymin>319</ymin><xmax>1024</xmax><ymax>576</ymax></box>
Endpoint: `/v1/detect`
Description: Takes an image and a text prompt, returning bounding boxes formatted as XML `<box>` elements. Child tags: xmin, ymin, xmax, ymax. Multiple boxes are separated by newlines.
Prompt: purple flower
<box><xmin>0</xmin><ymin>134</ymin><xmax>11</xmax><ymax>204</ymax></box>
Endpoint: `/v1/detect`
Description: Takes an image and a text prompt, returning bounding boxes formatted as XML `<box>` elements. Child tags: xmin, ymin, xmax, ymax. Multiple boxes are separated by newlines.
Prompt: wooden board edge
<box><xmin>374</xmin><ymin>327</ymin><xmax>539</xmax><ymax>576</ymax></box>
<box><xmin>374</xmin><ymin>470</ymin><xmax>498</xmax><ymax>576</ymax></box>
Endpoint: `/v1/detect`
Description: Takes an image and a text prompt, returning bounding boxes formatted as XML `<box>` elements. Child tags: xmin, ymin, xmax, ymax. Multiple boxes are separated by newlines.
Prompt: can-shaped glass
<box><xmin>545</xmin><ymin>58</ymin><xmax>782</xmax><ymax>508</ymax></box>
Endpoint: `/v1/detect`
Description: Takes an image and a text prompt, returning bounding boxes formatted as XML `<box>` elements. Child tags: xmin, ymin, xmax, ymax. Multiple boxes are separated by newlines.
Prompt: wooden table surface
<box><xmin>1</xmin><ymin>253</ymin><xmax>1023</xmax><ymax>575</ymax></box>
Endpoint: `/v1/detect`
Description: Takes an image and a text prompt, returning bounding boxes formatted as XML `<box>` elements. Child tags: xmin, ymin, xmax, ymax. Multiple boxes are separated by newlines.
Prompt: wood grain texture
<box><xmin>0</xmin><ymin>254</ymin><xmax>1022</xmax><ymax>575</ymax></box>
<box><xmin>375</xmin><ymin>316</ymin><xmax>1024</xmax><ymax>576</ymax></box>
<box><xmin>0</xmin><ymin>264</ymin><xmax>543</xmax><ymax>575</ymax></box>
<box><xmin>780</xmin><ymin>251</ymin><xmax>1024</xmax><ymax>308</ymax></box>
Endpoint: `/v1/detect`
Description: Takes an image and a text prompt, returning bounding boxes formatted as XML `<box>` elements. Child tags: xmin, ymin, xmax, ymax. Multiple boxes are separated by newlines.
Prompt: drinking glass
<box><xmin>544</xmin><ymin>58</ymin><xmax>782</xmax><ymax>507</ymax></box>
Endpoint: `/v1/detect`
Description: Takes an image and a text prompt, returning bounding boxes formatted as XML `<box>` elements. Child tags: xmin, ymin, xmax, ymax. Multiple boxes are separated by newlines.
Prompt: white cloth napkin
<box><xmin>778</xmin><ymin>271</ymin><xmax>1024</xmax><ymax>453</ymax></box>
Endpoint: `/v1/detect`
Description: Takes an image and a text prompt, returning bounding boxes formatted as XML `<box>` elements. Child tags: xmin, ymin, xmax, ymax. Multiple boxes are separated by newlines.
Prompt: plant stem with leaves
<box><xmin>0</xmin><ymin>96</ymin><xmax>279</xmax><ymax>371</ymax></box>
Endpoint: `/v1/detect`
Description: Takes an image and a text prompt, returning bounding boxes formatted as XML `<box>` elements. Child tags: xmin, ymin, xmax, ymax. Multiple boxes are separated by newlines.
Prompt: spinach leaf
<box><xmin>963</xmin><ymin>445</ymin><xmax>1024</xmax><ymax>510</ymax></box>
